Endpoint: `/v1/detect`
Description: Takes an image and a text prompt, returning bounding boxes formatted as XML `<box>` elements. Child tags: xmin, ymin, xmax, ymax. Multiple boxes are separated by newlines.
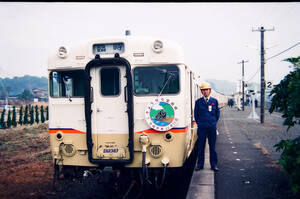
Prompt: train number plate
<box><xmin>103</xmin><ymin>148</ymin><xmax>119</xmax><ymax>153</ymax></box>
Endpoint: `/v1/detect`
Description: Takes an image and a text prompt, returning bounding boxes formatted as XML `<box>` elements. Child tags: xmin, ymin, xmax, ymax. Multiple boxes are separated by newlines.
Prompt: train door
<box><xmin>84</xmin><ymin>59</ymin><xmax>134</xmax><ymax>165</ymax></box>
<box><xmin>92</xmin><ymin>65</ymin><xmax>130</xmax><ymax>160</ymax></box>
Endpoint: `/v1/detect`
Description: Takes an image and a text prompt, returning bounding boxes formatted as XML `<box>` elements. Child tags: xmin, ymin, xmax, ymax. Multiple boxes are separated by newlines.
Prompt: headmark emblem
<box><xmin>145</xmin><ymin>98</ymin><xmax>178</xmax><ymax>131</ymax></box>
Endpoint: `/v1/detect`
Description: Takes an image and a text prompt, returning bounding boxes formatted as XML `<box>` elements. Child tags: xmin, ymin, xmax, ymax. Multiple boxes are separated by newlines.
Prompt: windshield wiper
<box><xmin>158</xmin><ymin>72</ymin><xmax>175</xmax><ymax>97</ymax></box>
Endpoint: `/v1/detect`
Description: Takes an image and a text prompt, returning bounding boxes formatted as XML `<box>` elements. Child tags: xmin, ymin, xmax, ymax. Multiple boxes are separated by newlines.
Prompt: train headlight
<box><xmin>152</xmin><ymin>40</ymin><xmax>163</xmax><ymax>53</ymax></box>
<box><xmin>62</xmin><ymin>143</ymin><xmax>76</xmax><ymax>157</ymax></box>
<box><xmin>57</xmin><ymin>46</ymin><xmax>68</xmax><ymax>58</ymax></box>
<box><xmin>149</xmin><ymin>145</ymin><xmax>163</xmax><ymax>158</ymax></box>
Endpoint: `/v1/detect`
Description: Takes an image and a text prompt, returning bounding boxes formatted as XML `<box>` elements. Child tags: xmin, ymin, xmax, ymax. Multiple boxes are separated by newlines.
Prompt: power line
<box><xmin>247</xmin><ymin>42</ymin><xmax>300</xmax><ymax>82</ymax></box>
<box><xmin>247</xmin><ymin>67</ymin><xmax>260</xmax><ymax>82</ymax></box>
<box><xmin>266</xmin><ymin>42</ymin><xmax>300</xmax><ymax>61</ymax></box>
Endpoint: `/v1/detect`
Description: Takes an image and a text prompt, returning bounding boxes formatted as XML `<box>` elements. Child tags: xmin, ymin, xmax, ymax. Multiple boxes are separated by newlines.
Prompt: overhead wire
<box><xmin>246</xmin><ymin>42</ymin><xmax>300</xmax><ymax>82</ymax></box>
<box><xmin>265</xmin><ymin>42</ymin><xmax>300</xmax><ymax>61</ymax></box>
<box><xmin>247</xmin><ymin>67</ymin><xmax>260</xmax><ymax>82</ymax></box>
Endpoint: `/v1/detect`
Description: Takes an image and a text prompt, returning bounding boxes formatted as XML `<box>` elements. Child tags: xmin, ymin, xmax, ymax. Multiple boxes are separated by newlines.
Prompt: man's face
<box><xmin>201</xmin><ymin>89</ymin><xmax>211</xmax><ymax>98</ymax></box>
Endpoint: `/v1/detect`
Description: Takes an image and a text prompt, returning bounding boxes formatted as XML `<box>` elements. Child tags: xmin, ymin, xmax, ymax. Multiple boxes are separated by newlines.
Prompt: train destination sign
<box><xmin>93</xmin><ymin>43</ymin><xmax>124</xmax><ymax>54</ymax></box>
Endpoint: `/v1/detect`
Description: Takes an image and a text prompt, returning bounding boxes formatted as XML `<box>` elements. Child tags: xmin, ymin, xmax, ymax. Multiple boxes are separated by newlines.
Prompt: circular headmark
<box><xmin>145</xmin><ymin>98</ymin><xmax>178</xmax><ymax>131</ymax></box>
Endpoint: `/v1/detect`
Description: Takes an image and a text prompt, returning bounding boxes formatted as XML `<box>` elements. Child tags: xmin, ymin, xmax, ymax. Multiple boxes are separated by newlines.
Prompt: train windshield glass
<box><xmin>49</xmin><ymin>70</ymin><xmax>84</xmax><ymax>98</ymax></box>
<box><xmin>134</xmin><ymin>65</ymin><xmax>179</xmax><ymax>95</ymax></box>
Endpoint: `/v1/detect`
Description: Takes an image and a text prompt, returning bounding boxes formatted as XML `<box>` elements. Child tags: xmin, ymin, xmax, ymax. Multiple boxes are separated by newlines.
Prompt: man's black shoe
<box><xmin>211</xmin><ymin>166</ymin><xmax>219</xmax><ymax>171</ymax></box>
<box><xmin>195</xmin><ymin>166</ymin><xmax>204</xmax><ymax>171</ymax></box>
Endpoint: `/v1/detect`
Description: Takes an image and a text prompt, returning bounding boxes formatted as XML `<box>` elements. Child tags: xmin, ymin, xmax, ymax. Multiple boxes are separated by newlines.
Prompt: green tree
<box><xmin>270</xmin><ymin>56</ymin><xmax>300</xmax><ymax>196</ymax></box>
<box><xmin>40</xmin><ymin>105</ymin><xmax>45</xmax><ymax>123</ymax></box>
<box><xmin>12</xmin><ymin>106</ymin><xmax>17</xmax><ymax>127</ymax></box>
<box><xmin>35</xmin><ymin>105</ymin><xmax>39</xmax><ymax>124</ymax></box>
<box><xmin>30</xmin><ymin>105</ymin><xmax>34</xmax><ymax>125</ymax></box>
<box><xmin>23</xmin><ymin>105</ymin><xmax>29</xmax><ymax>125</ymax></box>
<box><xmin>7</xmin><ymin>109</ymin><xmax>11</xmax><ymax>128</ymax></box>
<box><xmin>18</xmin><ymin>106</ymin><xmax>23</xmax><ymax>125</ymax></box>
<box><xmin>0</xmin><ymin>109</ymin><xmax>6</xmax><ymax>128</ymax></box>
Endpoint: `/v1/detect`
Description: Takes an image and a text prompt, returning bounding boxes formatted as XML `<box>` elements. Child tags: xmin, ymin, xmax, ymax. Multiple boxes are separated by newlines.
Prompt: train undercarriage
<box><xmin>52</xmin><ymin>146</ymin><xmax>197</xmax><ymax>199</ymax></box>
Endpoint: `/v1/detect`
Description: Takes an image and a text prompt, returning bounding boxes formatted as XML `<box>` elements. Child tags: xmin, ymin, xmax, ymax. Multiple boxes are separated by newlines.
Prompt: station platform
<box><xmin>186</xmin><ymin>141</ymin><xmax>214</xmax><ymax>199</ymax></box>
<box><xmin>186</xmin><ymin>106</ymin><xmax>299</xmax><ymax>199</ymax></box>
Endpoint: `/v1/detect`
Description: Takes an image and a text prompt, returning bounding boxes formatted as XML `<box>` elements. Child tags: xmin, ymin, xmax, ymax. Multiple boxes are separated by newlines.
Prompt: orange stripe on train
<box><xmin>49</xmin><ymin>127</ymin><xmax>190</xmax><ymax>134</ymax></box>
<box><xmin>135</xmin><ymin>127</ymin><xmax>188</xmax><ymax>134</ymax></box>
<box><xmin>49</xmin><ymin>129</ymin><xmax>86</xmax><ymax>134</ymax></box>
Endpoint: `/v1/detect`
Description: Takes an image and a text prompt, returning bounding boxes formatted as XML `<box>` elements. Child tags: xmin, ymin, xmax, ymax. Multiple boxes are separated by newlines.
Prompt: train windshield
<box><xmin>49</xmin><ymin>70</ymin><xmax>84</xmax><ymax>97</ymax></box>
<box><xmin>133</xmin><ymin>65</ymin><xmax>179</xmax><ymax>95</ymax></box>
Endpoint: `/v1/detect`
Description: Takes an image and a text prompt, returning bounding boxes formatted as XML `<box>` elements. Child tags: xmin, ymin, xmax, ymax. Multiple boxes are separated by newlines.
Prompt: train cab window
<box><xmin>134</xmin><ymin>65</ymin><xmax>179</xmax><ymax>95</ymax></box>
<box><xmin>100</xmin><ymin>67</ymin><xmax>120</xmax><ymax>96</ymax></box>
<box><xmin>49</xmin><ymin>70</ymin><xmax>84</xmax><ymax>98</ymax></box>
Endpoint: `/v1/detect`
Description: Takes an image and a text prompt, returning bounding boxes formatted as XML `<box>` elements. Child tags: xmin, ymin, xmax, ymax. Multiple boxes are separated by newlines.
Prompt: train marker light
<box><xmin>56</xmin><ymin>131</ymin><xmax>63</xmax><ymax>141</ymax></box>
<box><xmin>78</xmin><ymin>150</ymin><xmax>86</xmax><ymax>155</ymax></box>
<box><xmin>164</xmin><ymin>132</ymin><xmax>174</xmax><ymax>142</ymax></box>
<box><xmin>57</xmin><ymin>46</ymin><xmax>68</xmax><ymax>58</ymax></box>
<box><xmin>152</xmin><ymin>40</ymin><xmax>163</xmax><ymax>53</ymax></box>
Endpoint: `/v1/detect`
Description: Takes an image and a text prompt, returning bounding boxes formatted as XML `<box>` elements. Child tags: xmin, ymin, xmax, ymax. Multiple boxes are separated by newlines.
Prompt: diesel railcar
<box><xmin>48</xmin><ymin>35</ymin><xmax>226</xmax><ymax>197</ymax></box>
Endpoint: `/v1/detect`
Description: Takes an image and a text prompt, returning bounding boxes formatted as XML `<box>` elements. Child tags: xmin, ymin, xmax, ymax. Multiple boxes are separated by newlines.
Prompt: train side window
<box><xmin>49</xmin><ymin>70</ymin><xmax>84</xmax><ymax>98</ymax></box>
<box><xmin>100</xmin><ymin>67</ymin><xmax>120</xmax><ymax>96</ymax></box>
<box><xmin>50</xmin><ymin>72</ymin><xmax>61</xmax><ymax>97</ymax></box>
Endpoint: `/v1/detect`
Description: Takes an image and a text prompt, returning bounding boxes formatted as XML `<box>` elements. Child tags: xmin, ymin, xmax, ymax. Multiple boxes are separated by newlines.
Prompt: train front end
<box><xmin>48</xmin><ymin>36</ymin><xmax>198</xmax><ymax>194</ymax></box>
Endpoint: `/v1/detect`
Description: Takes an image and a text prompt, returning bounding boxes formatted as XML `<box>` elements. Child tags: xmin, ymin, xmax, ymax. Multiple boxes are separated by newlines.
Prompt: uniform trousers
<box><xmin>196</xmin><ymin>126</ymin><xmax>218</xmax><ymax>168</ymax></box>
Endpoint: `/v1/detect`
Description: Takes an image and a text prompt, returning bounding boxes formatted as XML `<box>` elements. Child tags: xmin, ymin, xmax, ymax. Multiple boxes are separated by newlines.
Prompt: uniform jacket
<box><xmin>194</xmin><ymin>96</ymin><xmax>220</xmax><ymax>129</ymax></box>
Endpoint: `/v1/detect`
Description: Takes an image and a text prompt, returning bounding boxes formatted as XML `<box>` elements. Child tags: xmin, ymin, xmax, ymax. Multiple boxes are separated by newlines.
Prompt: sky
<box><xmin>0</xmin><ymin>2</ymin><xmax>299</xmax><ymax>86</ymax></box>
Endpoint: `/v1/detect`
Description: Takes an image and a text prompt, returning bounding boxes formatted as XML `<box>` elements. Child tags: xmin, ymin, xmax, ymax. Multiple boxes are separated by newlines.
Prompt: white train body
<box><xmin>48</xmin><ymin>36</ymin><xmax>201</xmax><ymax>169</ymax></box>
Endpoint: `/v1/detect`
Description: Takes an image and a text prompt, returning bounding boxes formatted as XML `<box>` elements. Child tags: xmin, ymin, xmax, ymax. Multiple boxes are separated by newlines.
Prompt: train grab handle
<box><xmin>124</xmin><ymin>85</ymin><xmax>128</xmax><ymax>102</ymax></box>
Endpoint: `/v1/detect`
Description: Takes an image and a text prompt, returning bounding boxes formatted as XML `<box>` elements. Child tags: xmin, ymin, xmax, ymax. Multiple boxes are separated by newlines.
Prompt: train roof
<box><xmin>47</xmin><ymin>36</ymin><xmax>185</xmax><ymax>71</ymax></box>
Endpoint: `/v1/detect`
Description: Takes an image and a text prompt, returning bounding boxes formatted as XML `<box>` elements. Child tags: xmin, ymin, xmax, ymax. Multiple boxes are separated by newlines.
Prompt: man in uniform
<box><xmin>194</xmin><ymin>82</ymin><xmax>220</xmax><ymax>171</ymax></box>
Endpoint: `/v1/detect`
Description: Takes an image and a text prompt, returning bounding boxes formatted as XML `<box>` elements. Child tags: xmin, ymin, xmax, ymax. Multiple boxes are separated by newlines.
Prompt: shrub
<box><xmin>274</xmin><ymin>137</ymin><xmax>300</xmax><ymax>195</ymax></box>
<box><xmin>12</xmin><ymin>106</ymin><xmax>17</xmax><ymax>127</ymax></box>
<box><xmin>35</xmin><ymin>105</ymin><xmax>39</xmax><ymax>124</ymax></box>
<box><xmin>269</xmin><ymin>56</ymin><xmax>300</xmax><ymax>195</ymax></box>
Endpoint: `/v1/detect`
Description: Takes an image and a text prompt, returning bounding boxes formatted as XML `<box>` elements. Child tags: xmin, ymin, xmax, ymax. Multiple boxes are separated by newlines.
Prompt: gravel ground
<box><xmin>223</xmin><ymin>106</ymin><xmax>300</xmax><ymax>162</ymax></box>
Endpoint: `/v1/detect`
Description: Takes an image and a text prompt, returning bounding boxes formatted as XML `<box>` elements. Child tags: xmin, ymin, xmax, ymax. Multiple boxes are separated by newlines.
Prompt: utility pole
<box><xmin>252</xmin><ymin>26</ymin><xmax>274</xmax><ymax>124</ymax></box>
<box><xmin>238</xmin><ymin>60</ymin><xmax>249</xmax><ymax>111</ymax></box>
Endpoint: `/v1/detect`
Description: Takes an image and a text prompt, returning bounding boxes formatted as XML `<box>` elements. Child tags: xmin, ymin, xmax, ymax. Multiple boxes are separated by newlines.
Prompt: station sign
<box><xmin>266</xmin><ymin>81</ymin><xmax>273</xmax><ymax>90</ymax></box>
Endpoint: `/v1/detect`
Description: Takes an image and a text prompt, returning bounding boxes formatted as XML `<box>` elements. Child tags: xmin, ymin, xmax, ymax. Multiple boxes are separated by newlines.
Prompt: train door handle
<box><xmin>90</xmin><ymin>87</ymin><xmax>94</xmax><ymax>103</ymax></box>
<box><xmin>124</xmin><ymin>86</ymin><xmax>128</xmax><ymax>102</ymax></box>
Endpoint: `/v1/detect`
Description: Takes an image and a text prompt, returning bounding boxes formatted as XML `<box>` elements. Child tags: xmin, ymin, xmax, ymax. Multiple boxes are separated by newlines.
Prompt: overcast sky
<box><xmin>0</xmin><ymin>2</ymin><xmax>299</xmax><ymax>86</ymax></box>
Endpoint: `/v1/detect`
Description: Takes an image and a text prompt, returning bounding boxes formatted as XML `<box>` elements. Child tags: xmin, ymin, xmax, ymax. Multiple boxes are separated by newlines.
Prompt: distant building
<box><xmin>32</xmin><ymin>88</ymin><xmax>48</xmax><ymax>102</ymax></box>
